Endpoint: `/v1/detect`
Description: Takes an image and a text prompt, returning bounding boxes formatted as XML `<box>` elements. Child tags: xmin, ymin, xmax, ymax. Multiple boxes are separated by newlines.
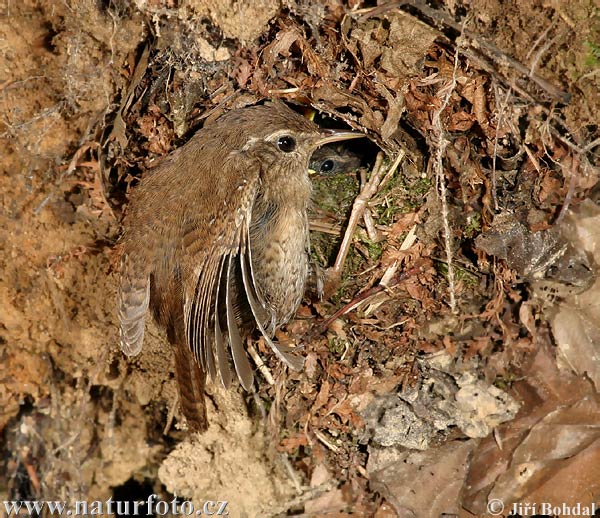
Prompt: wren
<box><xmin>117</xmin><ymin>102</ymin><xmax>363</xmax><ymax>431</ymax></box>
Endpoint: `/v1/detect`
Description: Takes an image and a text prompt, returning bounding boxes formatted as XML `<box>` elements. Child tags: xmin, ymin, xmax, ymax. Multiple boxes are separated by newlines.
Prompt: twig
<box><xmin>359</xmin><ymin>167</ymin><xmax>385</xmax><ymax>242</ymax></box>
<box><xmin>279</xmin><ymin>453</ymin><xmax>303</xmax><ymax>494</ymax></box>
<box><xmin>583</xmin><ymin>137</ymin><xmax>600</xmax><ymax>153</ymax></box>
<box><xmin>268</xmin><ymin>87</ymin><xmax>300</xmax><ymax>94</ymax></box>
<box><xmin>319</xmin><ymin>265</ymin><xmax>422</xmax><ymax>332</ymax></box>
<box><xmin>325</xmin><ymin>151</ymin><xmax>404</xmax><ymax>294</ymax></box>
<box><xmin>431</xmin><ymin>42</ymin><xmax>461</xmax><ymax>313</ymax></box>
<box><xmin>464</xmin><ymin>47</ymin><xmax>596</xmax><ymax>173</ymax></box>
<box><xmin>248</xmin><ymin>340</ymin><xmax>275</xmax><ymax>385</ymax></box>
<box><xmin>555</xmin><ymin>154</ymin><xmax>579</xmax><ymax>224</ymax></box>
<box><xmin>523</xmin><ymin>144</ymin><xmax>541</xmax><ymax>172</ymax></box>
<box><xmin>362</xmin><ymin>208</ymin><xmax>381</xmax><ymax>242</ymax></box>
<box><xmin>528</xmin><ymin>31</ymin><xmax>562</xmax><ymax>78</ymax></box>
<box><xmin>525</xmin><ymin>20</ymin><xmax>557</xmax><ymax>62</ymax></box>
<box><xmin>314</xmin><ymin>430</ymin><xmax>340</xmax><ymax>453</ymax></box>
<box><xmin>491</xmin><ymin>84</ymin><xmax>512</xmax><ymax>211</ymax></box>
<box><xmin>380</xmin><ymin>224</ymin><xmax>417</xmax><ymax>287</ymax></box>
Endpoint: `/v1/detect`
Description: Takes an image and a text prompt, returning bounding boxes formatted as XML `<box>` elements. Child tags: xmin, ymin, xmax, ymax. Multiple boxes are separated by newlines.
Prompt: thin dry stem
<box><xmin>555</xmin><ymin>154</ymin><xmax>579</xmax><ymax>224</ymax></box>
<box><xmin>362</xmin><ymin>208</ymin><xmax>381</xmax><ymax>242</ymax></box>
<box><xmin>163</xmin><ymin>390</ymin><xmax>179</xmax><ymax>435</ymax></box>
<box><xmin>431</xmin><ymin>43</ymin><xmax>461</xmax><ymax>313</ymax></box>
<box><xmin>525</xmin><ymin>20</ymin><xmax>557</xmax><ymax>62</ymax></box>
<box><xmin>248</xmin><ymin>340</ymin><xmax>275</xmax><ymax>385</ymax></box>
<box><xmin>361</xmin><ymin>0</ymin><xmax>571</xmax><ymax>103</ymax></box>
<box><xmin>491</xmin><ymin>84</ymin><xmax>513</xmax><ymax>211</ymax></box>
<box><xmin>528</xmin><ymin>31</ymin><xmax>562</xmax><ymax>78</ymax></box>
<box><xmin>326</xmin><ymin>150</ymin><xmax>404</xmax><ymax>294</ymax></box>
<box><xmin>314</xmin><ymin>430</ymin><xmax>340</xmax><ymax>453</ymax></box>
<box><xmin>279</xmin><ymin>453</ymin><xmax>303</xmax><ymax>494</ymax></box>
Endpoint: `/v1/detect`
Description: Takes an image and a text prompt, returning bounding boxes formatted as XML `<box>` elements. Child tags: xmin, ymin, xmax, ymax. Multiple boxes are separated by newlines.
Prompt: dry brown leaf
<box><xmin>544</xmin><ymin>200</ymin><xmax>600</xmax><ymax>390</ymax></box>
<box><xmin>311</xmin><ymin>380</ymin><xmax>331</xmax><ymax>414</ymax></box>
<box><xmin>462</xmin><ymin>340</ymin><xmax>596</xmax><ymax>514</ymax></box>
<box><xmin>279</xmin><ymin>433</ymin><xmax>309</xmax><ymax>453</ymax></box>
<box><xmin>488</xmin><ymin>396</ymin><xmax>600</xmax><ymax>509</ymax></box>
<box><xmin>448</xmin><ymin>110</ymin><xmax>476</xmax><ymax>131</ymax></box>
<box><xmin>369</xmin><ymin>440</ymin><xmax>475</xmax><ymax>517</ymax></box>
<box><xmin>263</xmin><ymin>27</ymin><xmax>300</xmax><ymax>70</ymax></box>
<box><xmin>305</xmin><ymin>495</ymin><xmax>351</xmax><ymax>518</ymax></box>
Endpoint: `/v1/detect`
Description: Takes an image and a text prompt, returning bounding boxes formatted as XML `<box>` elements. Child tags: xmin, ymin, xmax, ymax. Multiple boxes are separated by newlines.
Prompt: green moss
<box><xmin>493</xmin><ymin>370</ymin><xmax>519</xmax><ymax>391</ymax></box>
<box><xmin>584</xmin><ymin>40</ymin><xmax>600</xmax><ymax>68</ymax></box>
<box><xmin>330</xmin><ymin>247</ymin><xmax>367</xmax><ymax>305</ymax></box>
<box><xmin>373</xmin><ymin>173</ymin><xmax>432</xmax><ymax>225</ymax></box>
<box><xmin>310</xmin><ymin>157</ymin><xmax>432</xmax><ymax>309</ymax></box>
<box><xmin>360</xmin><ymin>235</ymin><xmax>384</xmax><ymax>261</ymax></box>
<box><xmin>328</xmin><ymin>336</ymin><xmax>348</xmax><ymax>356</ymax></box>
<box><xmin>312</xmin><ymin>173</ymin><xmax>360</xmax><ymax>216</ymax></box>
<box><xmin>464</xmin><ymin>213</ymin><xmax>482</xmax><ymax>239</ymax></box>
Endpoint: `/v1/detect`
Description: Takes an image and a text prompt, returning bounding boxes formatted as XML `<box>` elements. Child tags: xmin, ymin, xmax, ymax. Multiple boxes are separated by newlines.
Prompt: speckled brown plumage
<box><xmin>117</xmin><ymin>102</ymin><xmax>363</xmax><ymax>431</ymax></box>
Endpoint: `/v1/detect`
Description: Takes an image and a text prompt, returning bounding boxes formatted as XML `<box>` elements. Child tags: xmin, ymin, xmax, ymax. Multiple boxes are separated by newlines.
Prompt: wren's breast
<box><xmin>250</xmin><ymin>207</ymin><xmax>310</xmax><ymax>328</ymax></box>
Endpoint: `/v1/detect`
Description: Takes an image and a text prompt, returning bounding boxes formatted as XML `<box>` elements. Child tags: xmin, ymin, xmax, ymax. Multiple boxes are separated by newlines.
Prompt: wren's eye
<box><xmin>320</xmin><ymin>159</ymin><xmax>335</xmax><ymax>172</ymax></box>
<box><xmin>277</xmin><ymin>135</ymin><xmax>296</xmax><ymax>152</ymax></box>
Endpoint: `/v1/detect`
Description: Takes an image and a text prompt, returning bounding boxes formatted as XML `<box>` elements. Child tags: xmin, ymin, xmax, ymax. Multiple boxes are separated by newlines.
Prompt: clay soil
<box><xmin>1</xmin><ymin>0</ymin><xmax>598</xmax><ymax>516</ymax></box>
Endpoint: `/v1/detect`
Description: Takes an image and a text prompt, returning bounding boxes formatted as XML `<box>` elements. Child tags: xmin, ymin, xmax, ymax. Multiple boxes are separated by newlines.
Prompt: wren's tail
<box><xmin>173</xmin><ymin>341</ymin><xmax>208</xmax><ymax>432</ymax></box>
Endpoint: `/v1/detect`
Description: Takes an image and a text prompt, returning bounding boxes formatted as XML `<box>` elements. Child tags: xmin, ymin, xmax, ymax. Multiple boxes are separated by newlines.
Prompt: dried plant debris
<box><xmin>2</xmin><ymin>0</ymin><xmax>600</xmax><ymax>514</ymax></box>
<box><xmin>463</xmin><ymin>342</ymin><xmax>600</xmax><ymax>514</ymax></box>
<box><xmin>476</xmin><ymin>200</ymin><xmax>600</xmax><ymax>390</ymax></box>
<box><xmin>542</xmin><ymin>200</ymin><xmax>600</xmax><ymax>390</ymax></box>
<box><xmin>475</xmin><ymin>211</ymin><xmax>596</xmax><ymax>292</ymax></box>
<box><xmin>368</xmin><ymin>439</ymin><xmax>474</xmax><ymax>517</ymax></box>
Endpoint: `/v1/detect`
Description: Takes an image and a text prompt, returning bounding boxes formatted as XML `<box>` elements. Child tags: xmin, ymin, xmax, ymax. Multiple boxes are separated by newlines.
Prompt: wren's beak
<box><xmin>315</xmin><ymin>128</ymin><xmax>365</xmax><ymax>147</ymax></box>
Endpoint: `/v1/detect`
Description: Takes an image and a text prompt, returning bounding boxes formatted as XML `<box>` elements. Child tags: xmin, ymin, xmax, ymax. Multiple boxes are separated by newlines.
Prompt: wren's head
<box><xmin>207</xmin><ymin>103</ymin><xmax>363</xmax><ymax>185</ymax></box>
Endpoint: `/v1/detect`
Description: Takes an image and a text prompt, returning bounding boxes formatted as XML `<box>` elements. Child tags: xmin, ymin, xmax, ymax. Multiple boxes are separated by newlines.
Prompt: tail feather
<box><xmin>118</xmin><ymin>253</ymin><xmax>150</xmax><ymax>356</ymax></box>
<box><xmin>173</xmin><ymin>341</ymin><xmax>208</xmax><ymax>432</ymax></box>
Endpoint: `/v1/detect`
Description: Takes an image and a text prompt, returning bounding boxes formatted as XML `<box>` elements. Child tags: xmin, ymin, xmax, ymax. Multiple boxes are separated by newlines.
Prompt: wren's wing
<box><xmin>182</xmin><ymin>154</ymin><xmax>303</xmax><ymax>391</ymax></box>
<box><xmin>182</xmin><ymin>154</ymin><xmax>260</xmax><ymax>391</ymax></box>
<box><xmin>118</xmin><ymin>252</ymin><xmax>150</xmax><ymax>356</ymax></box>
<box><xmin>239</xmin><ymin>223</ymin><xmax>305</xmax><ymax>372</ymax></box>
<box><xmin>184</xmin><ymin>241</ymin><xmax>252</xmax><ymax>390</ymax></box>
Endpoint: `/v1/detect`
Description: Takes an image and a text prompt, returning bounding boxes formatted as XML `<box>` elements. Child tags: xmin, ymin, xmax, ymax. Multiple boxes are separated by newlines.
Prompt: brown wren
<box><xmin>117</xmin><ymin>102</ymin><xmax>363</xmax><ymax>431</ymax></box>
